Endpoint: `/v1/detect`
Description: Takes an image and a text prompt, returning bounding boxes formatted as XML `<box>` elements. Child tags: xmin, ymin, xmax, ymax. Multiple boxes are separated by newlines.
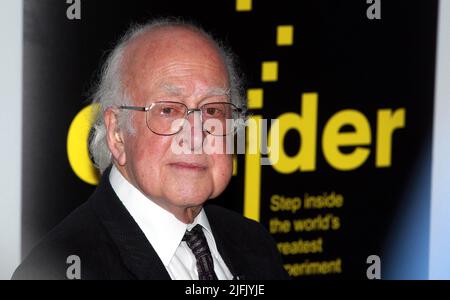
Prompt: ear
<box><xmin>104</xmin><ymin>108</ymin><xmax>127</xmax><ymax>166</ymax></box>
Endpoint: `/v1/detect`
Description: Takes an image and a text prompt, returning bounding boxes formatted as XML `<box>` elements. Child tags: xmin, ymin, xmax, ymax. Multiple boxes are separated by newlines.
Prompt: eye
<box><xmin>161</xmin><ymin>107</ymin><xmax>173</xmax><ymax>115</ymax></box>
<box><xmin>204</xmin><ymin>105</ymin><xmax>226</xmax><ymax>118</ymax></box>
<box><xmin>206</xmin><ymin>107</ymin><xmax>219</xmax><ymax>116</ymax></box>
<box><xmin>157</xmin><ymin>104</ymin><xmax>184</xmax><ymax>117</ymax></box>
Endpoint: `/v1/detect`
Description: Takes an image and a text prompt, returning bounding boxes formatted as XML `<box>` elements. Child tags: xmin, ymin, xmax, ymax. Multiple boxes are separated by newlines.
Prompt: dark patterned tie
<box><xmin>183</xmin><ymin>224</ymin><xmax>218</xmax><ymax>280</ymax></box>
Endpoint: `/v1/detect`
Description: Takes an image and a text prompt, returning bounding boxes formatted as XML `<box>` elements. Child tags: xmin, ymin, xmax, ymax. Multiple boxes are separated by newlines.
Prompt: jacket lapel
<box><xmin>205</xmin><ymin>206</ymin><xmax>248</xmax><ymax>280</ymax></box>
<box><xmin>89</xmin><ymin>167</ymin><xmax>171</xmax><ymax>280</ymax></box>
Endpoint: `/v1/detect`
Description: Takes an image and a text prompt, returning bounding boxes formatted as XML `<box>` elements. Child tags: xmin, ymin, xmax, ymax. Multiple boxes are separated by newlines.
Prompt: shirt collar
<box><xmin>108</xmin><ymin>165</ymin><xmax>216</xmax><ymax>266</ymax></box>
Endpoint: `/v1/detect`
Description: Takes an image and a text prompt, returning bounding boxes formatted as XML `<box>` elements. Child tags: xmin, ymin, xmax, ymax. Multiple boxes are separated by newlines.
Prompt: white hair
<box><xmin>89</xmin><ymin>18</ymin><xmax>246</xmax><ymax>173</ymax></box>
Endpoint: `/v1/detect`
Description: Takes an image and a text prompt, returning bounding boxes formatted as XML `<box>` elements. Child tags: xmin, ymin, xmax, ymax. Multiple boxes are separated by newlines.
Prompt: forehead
<box><xmin>123</xmin><ymin>27</ymin><xmax>230</xmax><ymax>101</ymax></box>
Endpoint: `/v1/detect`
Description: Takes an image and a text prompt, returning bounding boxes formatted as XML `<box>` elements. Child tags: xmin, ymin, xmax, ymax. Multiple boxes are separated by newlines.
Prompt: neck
<box><xmin>170</xmin><ymin>205</ymin><xmax>203</xmax><ymax>224</ymax></box>
<box><xmin>113</xmin><ymin>163</ymin><xmax>203</xmax><ymax>224</ymax></box>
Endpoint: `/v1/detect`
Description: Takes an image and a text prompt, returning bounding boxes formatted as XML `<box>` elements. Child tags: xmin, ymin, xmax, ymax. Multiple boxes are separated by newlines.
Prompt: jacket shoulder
<box><xmin>204</xmin><ymin>204</ymin><xmax>290</xmax><ymax>279</ymax></box>
<box><xmin>12</xmin><ymin>201</ymin><xmax>119</xmax><ymax>280</ymax></box>
<box><xmin>204</xmin><ymin>204</ymin><xmax>271</xmax><ymax>238</ymax></box>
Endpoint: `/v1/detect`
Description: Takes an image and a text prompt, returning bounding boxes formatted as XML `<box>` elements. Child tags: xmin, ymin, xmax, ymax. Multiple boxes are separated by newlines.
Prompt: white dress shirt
<box><xmin>109</xmin><ymin>165</ymin><xmax>234</xmax><ymax>280</ymax></box>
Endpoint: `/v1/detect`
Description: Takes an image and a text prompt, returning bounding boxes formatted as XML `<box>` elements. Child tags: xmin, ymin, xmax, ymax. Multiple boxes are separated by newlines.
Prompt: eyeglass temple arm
<box><xmin>119</xmin><ymin>105</ymin><xmax>148</xmax><ymax>111</ymax></box>
<box><xmin>119</xmin><ymin>104</ymin><xmax>245</xmax><ymax>114</ymax></box>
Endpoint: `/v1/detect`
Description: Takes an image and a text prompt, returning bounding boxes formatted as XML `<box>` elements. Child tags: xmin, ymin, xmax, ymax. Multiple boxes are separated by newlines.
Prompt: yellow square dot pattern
<box><xmin>277</xmin><ymin>25</ymin><xmax>294</xmax><ymax>46</ymax></box>
<box><xmin>236</xmin><ymin>0</ymin><xmax>252</xmax><ymax>11</ymax></box>
<box><xmin>262</xmin><ymin>61</ymin><xmax>278</xmax><ymax>82</ymax></box>
<box><xmin>247</xmin><ymin>88</ymin><xmax>264</xmax><ymax>109</ymax></box>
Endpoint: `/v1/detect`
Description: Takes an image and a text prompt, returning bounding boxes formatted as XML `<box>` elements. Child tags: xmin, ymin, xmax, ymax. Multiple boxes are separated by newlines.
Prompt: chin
<box><xmin>164</xmin><ymin>187</ymin><xmax>212</xmax><ymax>207</ymax></box>
<box><xmin>160</xmin><ymin>173</ymin><xmax>213</xmax><ymax>201</ymax></box>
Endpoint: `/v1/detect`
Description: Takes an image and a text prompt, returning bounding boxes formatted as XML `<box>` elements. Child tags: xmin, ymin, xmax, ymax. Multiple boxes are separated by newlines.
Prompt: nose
<box><xmin>179</xmin><ymin>109</ymin><xmax>205</xmax><ymax>153</ymax></box>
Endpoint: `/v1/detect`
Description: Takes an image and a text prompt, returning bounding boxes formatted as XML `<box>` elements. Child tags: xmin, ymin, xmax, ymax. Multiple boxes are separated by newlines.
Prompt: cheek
<box><xmin>127</xmin><ymin>117</ymin><xmax>172</xmax><ymax>161</ymax></box>
<box><xmin>125</xmin><ymin>132</ymin><xmax>174</xmax><ymax>189</ymax></box>
<box><xmin>203</xmin><ymin>134</ymin><xmax>230</xmax><ymax>154</ymax></box>
<box><xmin>211</xmin><ymin>154</ymin><xmax>233</xmax><ymax>197</ymax></box>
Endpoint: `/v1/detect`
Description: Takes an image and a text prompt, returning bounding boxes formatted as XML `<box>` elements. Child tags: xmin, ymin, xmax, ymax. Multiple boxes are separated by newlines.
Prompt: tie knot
<box><xmin>183</xmin><ymin>224</ymin><xmax>203</xmax><ymax>238</ymax></box>
<box><xmin>183</xmin><ymin>224</ymin><xmax>207</xmax><ymax>253</ymax></box>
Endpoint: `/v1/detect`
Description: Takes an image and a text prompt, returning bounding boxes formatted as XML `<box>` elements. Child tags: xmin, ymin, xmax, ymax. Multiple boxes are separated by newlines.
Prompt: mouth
<box><xmin>168</xmin><ymin>162</ymin><xmax>208</xmax><ymax>171</ymax></box>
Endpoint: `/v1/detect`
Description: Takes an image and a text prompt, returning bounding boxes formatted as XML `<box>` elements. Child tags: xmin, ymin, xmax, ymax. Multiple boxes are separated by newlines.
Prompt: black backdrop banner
<box><xmin>22</xmin><ymin>0</ymin><xmax>438</xmax><ymax>279</ymax></box>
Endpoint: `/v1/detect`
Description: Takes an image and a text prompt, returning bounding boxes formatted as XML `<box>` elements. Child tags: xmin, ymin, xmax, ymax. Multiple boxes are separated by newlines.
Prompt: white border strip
<box><xmin>430</xmin><ymin>0</ymin><xmax>450</xmax><ymax>279</ymax></box>
<box><xmin>0</xmin><ymin>0</ymin><xmax>23</xmax><ymax>280</ymax></box>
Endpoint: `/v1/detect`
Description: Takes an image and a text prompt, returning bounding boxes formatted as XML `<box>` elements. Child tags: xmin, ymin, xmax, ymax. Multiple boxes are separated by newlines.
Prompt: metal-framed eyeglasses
<box><xmin>119</xmin><ymin>101</ymin><xmax>244</xmax><ymax>136</ymax></box>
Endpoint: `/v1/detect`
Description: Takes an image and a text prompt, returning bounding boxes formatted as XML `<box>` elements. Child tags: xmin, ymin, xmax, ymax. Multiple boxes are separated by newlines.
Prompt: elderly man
<box><xmin>13</xmin><ymin>19</ymin><xmax>289</xmax><ymax>280</ymax></box>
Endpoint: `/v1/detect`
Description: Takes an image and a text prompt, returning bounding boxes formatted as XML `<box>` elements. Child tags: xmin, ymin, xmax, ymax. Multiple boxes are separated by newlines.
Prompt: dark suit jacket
<box><xmin>12</xmin><ymin>168</ymin><xmax>290</xmax><ymax>280</ymax></box>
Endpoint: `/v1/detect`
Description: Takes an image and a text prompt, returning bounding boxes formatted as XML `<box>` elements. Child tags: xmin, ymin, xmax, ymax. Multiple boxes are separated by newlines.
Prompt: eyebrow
<box><xmin>161</xmin><ymin>84</ymin><xmax>230</xmax><ymax>98</ymax></box>
<box><xmin>206</xmin><ymin>87</ymin><xmax>231</xmax><ymax>97</ymax></box>
<box><xmin>162</xmin><ymin>84</ymin><xmax>183</xmax><ymax>96</ymax></box>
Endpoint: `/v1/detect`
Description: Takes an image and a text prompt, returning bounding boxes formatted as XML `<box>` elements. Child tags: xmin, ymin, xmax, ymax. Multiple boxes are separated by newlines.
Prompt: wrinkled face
<box><xmin>109</xmin><ymin>27</ymin><xmax>233</xmax><ymax>213</ymax></box>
